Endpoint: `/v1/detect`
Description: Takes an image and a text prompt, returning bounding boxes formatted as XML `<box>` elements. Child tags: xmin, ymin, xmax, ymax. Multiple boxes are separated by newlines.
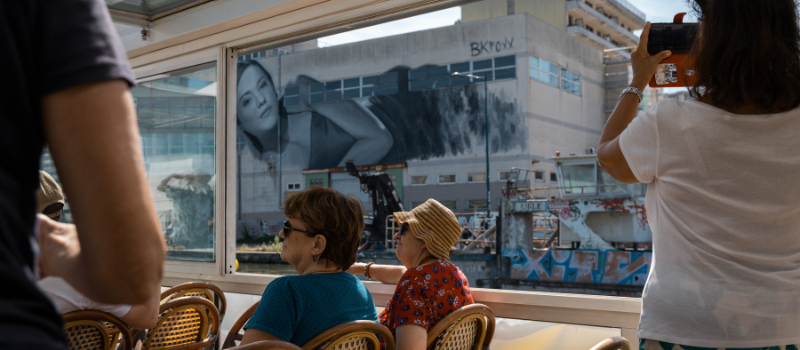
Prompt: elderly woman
<box><xmin>598</xmin><ymin>0</ymin><xmax>800</xmax><ymax>348</ymax></box>
<box><xmin>241</xmin><ymin>187</ymin><xmax>379</xmax><ymax>347</ymax></box>
<box><xmin>348</xmin><ymin>199</ymin><xmax>474</xmax><ymax>350</ymax></box>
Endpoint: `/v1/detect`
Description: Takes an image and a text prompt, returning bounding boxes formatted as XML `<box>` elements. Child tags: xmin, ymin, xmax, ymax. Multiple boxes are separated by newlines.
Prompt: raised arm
<box><xmin>347</xmin><ymin>263</ymin><xmax>406</xmax><ymax>285</ymax></box>
<box><xmin>39</xmin><ymin>79</ymin><xmax>166</xmax><ymax>304</ymax></box>
<box><xmin>597</xmin><ymin>22</ymin><xmax>670</xmax><ymax>184</ymax></box>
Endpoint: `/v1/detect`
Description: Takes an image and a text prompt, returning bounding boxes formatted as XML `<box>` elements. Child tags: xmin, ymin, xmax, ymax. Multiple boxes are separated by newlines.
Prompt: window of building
<box><xmin>529</xmin><ymin>56</ymin><xmax>559</xmax><ymax>87</ymax></box>
<box><xmin>309</xmin><ymin>82</ymin><xmax>324</xmax><ymax>103</ymax></box>
<box><xmin>585</xmin><ymin>25</ymin><xmax>595</xmax><ymax>33</ymax></box>
<box><xmin>286</xmin><ymin>183</ymin><xmax>301</xmax><ymax>191</ymax></box>
<box><xmin>343</xmin><ymin>77</ymin><xmax>361</xmax><ymax>99</ymax></box>
<box><xmin>534</xmin><ymin>171</ymin><xmax>544</xmax><ymax>181</ymax></box>
<box><xmin>410</xmin><ymin>175</ymin><xmax>428</xmax><ymax>185</ymax></box>
<box><xmin>325</xmin><ymin>80</ymin><xmax>342</xmax><ymax>101</ymax></box>
<box><xmin>550</xmin><ymin>172</ymin><xmax>558</xmax><ymax>182</ymax></box>
<box><xmin>561</xmin><ymin>68</ymin><xmax>581</xmax><ymax>95</ymax></box>
<box><xmin>438</xmin><ymin>174</ymin><xmax>456</xmax><ymax>184</ymax></box>
<box><xmin>468</xmin><ymin>172</ymin><xmax>487</xmax><ymax>182</ymax></box>
<box><xmin>284</xmin><ymin>86</ymin><xmax>300</xmax><ymax>106</ymax></box>
<box><xmin>494</xmin><ymin>55</ymin><xmax>517</xmax><ymax>80</ymax></box>
<box><xmin>498</xmin><ymin>171</ymin><xmax>511</xmax><ymax>181</ymax></box>
<box><xmin>409</xmin><ymin>56</ymin><xmax>515</xmax><ymax>92</ymax></box>
<box><xmin>561</xmin><ymin>163</ymin><xmax>596</xmax><ymax>195</ymax></box>
<box><xmin>468</xmin><ymin>199</ymin><xmax>488</xmax><ymax>210</ymax></box>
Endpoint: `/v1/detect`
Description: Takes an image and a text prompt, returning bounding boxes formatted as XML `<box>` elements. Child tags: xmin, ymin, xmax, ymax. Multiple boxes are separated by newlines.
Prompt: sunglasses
<box><xmin>397</xmin><ymin>223</ymin><xmax>409</xmax><ymax>235</ymax></box>
<box><xmin>283</xmin><ymin>220</ymin><xmax>317</xmax><ymax>236</ymax></box>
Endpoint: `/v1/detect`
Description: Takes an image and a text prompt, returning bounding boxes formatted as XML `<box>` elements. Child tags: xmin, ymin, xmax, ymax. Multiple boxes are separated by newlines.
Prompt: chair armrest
<box><xmin>590</xmin><ymin>337</ymin><xmax>631</xmax><ymax>350</ymax></box>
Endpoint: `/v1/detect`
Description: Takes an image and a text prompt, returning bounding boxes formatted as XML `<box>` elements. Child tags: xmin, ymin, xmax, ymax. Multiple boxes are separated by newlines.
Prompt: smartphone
<box><xmin>647</xmin><ymin>21</ymin><xmax>699</xmax><ymax>88</ymax></box>
<box><xmin>647</xmin><ymin>23</ymin><xmax>697</xmax><ymax>54</ymax></box>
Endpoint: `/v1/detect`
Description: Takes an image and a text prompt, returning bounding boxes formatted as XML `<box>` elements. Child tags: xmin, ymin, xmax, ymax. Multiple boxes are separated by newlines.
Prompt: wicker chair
<box><xmin>226</xmin><ymin>340</ymin><xmax>302</xmax><ymax>350</ymax></box>
<box><xmin>426</xmin><ymin>304</ymin><xmax>495</xmax><ymax>350</ymax></box>
<box><xmin>221</xmin><ymin>301</ymin><xmax>260</xmax><ymax>349</ymax></box>
<box><xmin>141</xmin><ymin>296</ymin><xmax>221</xmax><ymax>350</ymax></box>
<box><xmin>301</xmin><ymin>320</ymin><xmax>395</xmax><ymax>350</ymax></box>
<box><xmin>63</xmin><ymin>310</ymin><xmax>133</xmax><ymax>350</ymax></box>
<box><xmin>161</xmin><ymin>282</ymin><xmax>228</xmax><ymax>321</ymax></box>
<box><xmin>590</xmin><ymin>337</ymin><xmax>631</xmax><ymax>350</ymax></box>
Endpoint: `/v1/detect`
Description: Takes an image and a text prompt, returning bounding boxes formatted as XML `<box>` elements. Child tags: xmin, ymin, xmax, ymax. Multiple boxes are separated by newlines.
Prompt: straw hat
<box><xmin>37</xmin><ymin>171</ymin><xmax>64</xmax><ymax>219</ymax></box>
<box><xmin>393</xmin><ymin>199</ymin><xmax>461</xmax><ymax>260</ymax></box>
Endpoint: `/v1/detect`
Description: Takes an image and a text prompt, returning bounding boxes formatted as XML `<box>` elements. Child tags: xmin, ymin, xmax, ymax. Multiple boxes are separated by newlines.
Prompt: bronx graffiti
<box><xmin>470</xmin><ymin>38</ymin><xmax>514</xmax><ymax>57</ymax></box>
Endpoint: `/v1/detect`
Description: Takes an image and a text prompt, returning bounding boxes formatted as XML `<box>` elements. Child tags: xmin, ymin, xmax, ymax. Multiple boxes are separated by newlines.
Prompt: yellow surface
<box><xmin>489</xmin><ymin>319</ymin><xmax>620</xmax><ymax>350</ymax></box>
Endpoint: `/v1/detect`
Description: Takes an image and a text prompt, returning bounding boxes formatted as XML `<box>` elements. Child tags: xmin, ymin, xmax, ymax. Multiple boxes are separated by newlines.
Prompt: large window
<box><xmin>529</xmin><ymin>56</ymin><xmax>559</xmax><ymax>87</ymax></box>
<box><xmin>561</xmin><ymin>163</ymin><xmax>596</xmax><ymax>195</ymax></box>
<box><xmin>409</xmin><ymin>55</ymin><xmax>516</xmax><ymax>91</ymax></box>
<box><xmin>133</xmin><ymin>62</ymin><xmax>217</xmax><ymax>262</ymax></box>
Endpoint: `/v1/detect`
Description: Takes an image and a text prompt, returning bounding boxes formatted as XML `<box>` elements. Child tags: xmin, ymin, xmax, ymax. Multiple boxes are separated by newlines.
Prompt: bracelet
<box><xmin>364</xmin><ymin>262</ymin><xmax>375</xmax><ymax>280</ymax></box>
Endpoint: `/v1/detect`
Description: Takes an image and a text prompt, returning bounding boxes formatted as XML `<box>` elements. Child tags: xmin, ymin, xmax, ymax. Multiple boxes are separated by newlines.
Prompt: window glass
<box><xmin>550</xmin><ymin>172</ymin><xmax>558</xmax><ymax>182</ymax></box>
<box><xmin>468</xmin><ymin>173</ymin><xmax>487</xmax><ymax>182</ymax></box>
<box><xmin>534</xmin><ymin>171</ymin><xmax>544</xmax><ymax>181</ymax></box>
<box><xmin>561</xmin><ymin>68</ymin><xmax>582</xmax><ymax>95</ymax></box>
<box><xmin>410</xmin><ymin>175</ymin><xmax>428</xmax><ymax>185</ymax></box>
<box><xmin>132</xmin><ymin>62</ymin><xmax>217</xmax><ymax>262</ymax></box>
<box><xmin>439</xmin><ymin>174</ymin><xmax>456</xmax><ymax>183</ymax></box>
<box><xmin>468</xmin><ymin>199</ymin><xmax>488</xmax><ymax>210</ymax></box>
<box><xmin>495</xmin><ymin>67</ymin><xmax>516</xmax><ymax>80</ymax></box>
<box><xmin>561</xmin><ymin>164</ymin><xmax>596</xmax><ymax>195</ymax></box>
<box><xmin>343</xmin><ymin>78</ymin><xmax>360</xmax><ymax>88</ymax></box>
<box><xmin>498</xmin><ymin>171</ymin><xmax>510</xmax><ymax>181</ymax></box>
<box><xmin>494</xmin><ymin>55</ymin><xmax>515</xmax><ymax>68</ymax></box>
<box><xmin>529</xmin><ymin>56</ymin><xmax>559</xmax><ymax>87</ymax></box>
<box><xmin>450</xmin><ymin>62</ymin><xmax>470</xmax><ymax>73</ymax></box>
<box><xmin>473</xmin><ymin>59</ymin><xmax>492</xmax><ymax>70</ymax></box>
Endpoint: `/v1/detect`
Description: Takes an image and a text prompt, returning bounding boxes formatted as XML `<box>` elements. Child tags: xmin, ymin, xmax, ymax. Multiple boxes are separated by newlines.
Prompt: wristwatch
<box><xmin>619</xmin><ymin>86</ymin><xmax>643</xmax><ymax>103</ymax></box>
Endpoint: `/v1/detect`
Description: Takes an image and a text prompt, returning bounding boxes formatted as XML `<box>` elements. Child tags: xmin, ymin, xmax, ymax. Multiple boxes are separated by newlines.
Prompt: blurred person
<box><xmin>597</xmin><ymin>0</ymin><xmax>800</xmax><ymax>348</ymax></box>
<box><xmin>0</xmin><ymin>1</ymin><xmax>166</xmax><ymax>348</ymax></box>
<box><xmin>348</xmin><ymin>199</ymin><xmax>474</xmax><ymax>350</ymax></box>
<box><xmin>240</xmin><ymin>187</ymin><xmax>379</xmax><ymax>347</ymax></box>
<box><xmin>36</xmin><ymin>172</ymin><xmax>159</xmax><ymax>329</ymax></box>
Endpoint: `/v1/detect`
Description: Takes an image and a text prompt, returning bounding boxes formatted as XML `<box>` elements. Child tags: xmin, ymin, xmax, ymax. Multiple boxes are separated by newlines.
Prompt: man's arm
<box><xmin>119</xmin><ymin>284</ymin><xmax>161</xmax><ymax>329</ymax></box>
<box><xmin>40</xmin><ymin>79</ymin><xmax>166</xmax><ymax>304</ymax></box>
<box><xmin>347</xmin><ymin>263</ymin><xmax>406</xmax><ymax>285</ymax></box>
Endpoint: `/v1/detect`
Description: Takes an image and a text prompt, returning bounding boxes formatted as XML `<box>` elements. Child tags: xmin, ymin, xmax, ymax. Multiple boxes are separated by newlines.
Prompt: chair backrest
<box><xmin>426</xmin><ymin>304</ymin><xmax>495</xmax><ymax>350</ymax></box>
<box><xmin>161</xmin><ymin>282</ymin><xmax>228</xmax><ymax>321</ymax></box>
<box><xmin>301</xmin><ymin>320</ymin><xmax>395</xmax><ymax>350</ymax></box>
<box><xmin>63</xmin><ymin>310</ymin><xmax>133</xmax><ymax>350</ymax></box>
<box><xmin>590</xmin><ymin>337</ymin><xmax>631</xmax><ymax>350</ymax></box>
<box><xmin>226</xmin><ymin>340</ymin><xmax>302</xmax><ymax>350</ymax></box>
<box><xmin>222</xmin><ymin>300</ymin><xmax>261</xmax><ymax>349</ymax></box>
<box><xmin>143</xmin><ymin>296</ymin><xmax>221</xmax><ymax>350</ymax></box>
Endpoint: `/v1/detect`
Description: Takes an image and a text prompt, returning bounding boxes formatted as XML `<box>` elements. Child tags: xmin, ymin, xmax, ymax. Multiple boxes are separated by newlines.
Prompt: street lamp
<box><xmin>452</xmin><ymin>71</ymin><xmax>490</xmax><ymax>220</ymax></box>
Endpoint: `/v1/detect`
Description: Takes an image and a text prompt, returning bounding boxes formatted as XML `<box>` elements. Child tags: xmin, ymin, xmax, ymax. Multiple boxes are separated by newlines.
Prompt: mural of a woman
<box><xmin>236</xmin><ymin>60</ymin><xmax>393</xmax><ymax>169</ymax></box>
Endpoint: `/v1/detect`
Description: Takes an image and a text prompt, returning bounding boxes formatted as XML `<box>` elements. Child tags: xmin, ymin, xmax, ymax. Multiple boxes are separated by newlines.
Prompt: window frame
<box><xmin>468</xmin><ymin>172</ymin><xmax>487</xmax><ymax>183</ymax></box>
<box><xmin>410</xmin><ymin>175</ymin><xmax>428</xmax><ymax>186</ymax></box>
<box><xmin>133</xmin><ymin>47</ymin><xmax>228</xmax><ymax>276</ymax></box>
<box><xmin>437</xmin><ymin>174</ymin><xmax>457</xmax><ymax>184</ymax></box>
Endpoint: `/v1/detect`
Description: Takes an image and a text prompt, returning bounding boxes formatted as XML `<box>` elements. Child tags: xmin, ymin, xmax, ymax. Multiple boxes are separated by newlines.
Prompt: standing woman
<box><xmin>598</xmin><ymin>1</ymin><xmax>800</xmax><ymax>348</ymax></box>
<box><xmin>348</xmin><ymin>199</ymin><xmax>474</xmax><ymax>350</ymax></box>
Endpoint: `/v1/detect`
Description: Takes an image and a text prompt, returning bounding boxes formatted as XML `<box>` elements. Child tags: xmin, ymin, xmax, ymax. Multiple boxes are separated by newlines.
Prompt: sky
<box><xmin>320</xmin><ymin>1</ymin><xmax>699</xmax><ymax>46</ymax></box>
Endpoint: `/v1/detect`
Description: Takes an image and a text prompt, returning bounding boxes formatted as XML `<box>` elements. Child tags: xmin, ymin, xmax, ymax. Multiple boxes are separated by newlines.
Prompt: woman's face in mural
<box><xmin>237</xmin><ymin>65</ymin><xmax>279</xmax><ymax>136</ymax></box>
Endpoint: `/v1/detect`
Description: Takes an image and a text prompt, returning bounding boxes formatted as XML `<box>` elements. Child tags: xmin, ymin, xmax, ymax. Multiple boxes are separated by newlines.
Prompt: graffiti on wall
<box><xmin>508</xmin><ymin>198</ymin><xmax>651</xmax><ymax>250</ymax></box>
<box><xmin>504</xmin><ymin>248</ymin><xmax>651</xmax><ymax>285</ymax></box>
<box><xmin>470</xmin><ymin>38</ymin><xmax>515</xmax><ymax>56</ymax></box>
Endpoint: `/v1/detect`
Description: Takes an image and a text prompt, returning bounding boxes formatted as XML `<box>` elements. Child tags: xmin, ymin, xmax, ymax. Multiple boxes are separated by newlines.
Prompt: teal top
<box><xmin>244</xmin><ymin>272</ymin><xmax>379</xmax><ymax>346</ymax></box>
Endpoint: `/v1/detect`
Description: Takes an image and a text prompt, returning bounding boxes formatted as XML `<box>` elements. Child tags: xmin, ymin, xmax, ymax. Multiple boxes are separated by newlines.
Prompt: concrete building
<box><xmin>228</xmin><ymin>13</ymin><xmax>619</xmax><ymax>238</ymax></box>
<box><xmin>463</xmin><ymin>0</ymin><xmax>646</xmax><ymax>114</ymax></box>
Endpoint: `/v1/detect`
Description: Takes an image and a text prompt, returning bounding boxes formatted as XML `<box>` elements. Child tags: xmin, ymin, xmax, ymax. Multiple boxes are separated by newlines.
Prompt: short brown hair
<box><xmin>689</xmin><ymin>0</ymin><xmax>800</xmax><ymax>111</ymax></box>
<box><xmin>284</xmin><ymin>187</ymin><xmax>364</xmax><ymax>271</ymax></box>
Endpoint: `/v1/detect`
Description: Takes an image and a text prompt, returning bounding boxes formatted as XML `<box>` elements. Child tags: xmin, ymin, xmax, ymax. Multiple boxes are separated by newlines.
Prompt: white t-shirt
<box><xmin>38</xmin><ymin>277</ymin><xmax>131</xmax><ymax>318</ymax></box>
<box><xmin>620</xmin><ymin>99</ymin><xmax>800</xmax><ymax>347</ymax></box>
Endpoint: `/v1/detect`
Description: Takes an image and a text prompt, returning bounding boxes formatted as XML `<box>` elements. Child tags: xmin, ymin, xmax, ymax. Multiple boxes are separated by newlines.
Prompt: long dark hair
<box><xmin>688</xmin><ymin>0</ymin><xmax>800</xmax><ymax>111</ymax></box>
<box><xmin>236</xmin><ymin>60</ymin><xmax>288</xmax><ymax>154</ymax></box>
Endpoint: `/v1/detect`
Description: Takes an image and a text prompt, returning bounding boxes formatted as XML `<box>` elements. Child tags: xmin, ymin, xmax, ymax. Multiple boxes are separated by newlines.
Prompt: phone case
<box><xmin>648</xmin><ymin>53</ymin><xmax>697</xmax><ymax>88</ymax></box>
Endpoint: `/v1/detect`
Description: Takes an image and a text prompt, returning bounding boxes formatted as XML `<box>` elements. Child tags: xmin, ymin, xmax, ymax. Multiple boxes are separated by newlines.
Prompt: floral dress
<box><xmin>379</xmin><ymin>259</ymin><xmax>474</xmax><ymax>339</ymax></box>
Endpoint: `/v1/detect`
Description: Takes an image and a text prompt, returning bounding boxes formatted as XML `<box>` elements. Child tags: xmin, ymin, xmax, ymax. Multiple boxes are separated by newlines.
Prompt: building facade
<box><xmin>232</xmin><ymin>13</ymin><xmax>615</xmax><ymax>239</ymax></box>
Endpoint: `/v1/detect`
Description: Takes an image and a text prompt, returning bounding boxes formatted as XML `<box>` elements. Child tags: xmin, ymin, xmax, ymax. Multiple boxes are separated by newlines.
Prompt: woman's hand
<box><xmin>630</xmin><ymin>22</ymin><xmax>672</xmax><ymax>90</ymax></box>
